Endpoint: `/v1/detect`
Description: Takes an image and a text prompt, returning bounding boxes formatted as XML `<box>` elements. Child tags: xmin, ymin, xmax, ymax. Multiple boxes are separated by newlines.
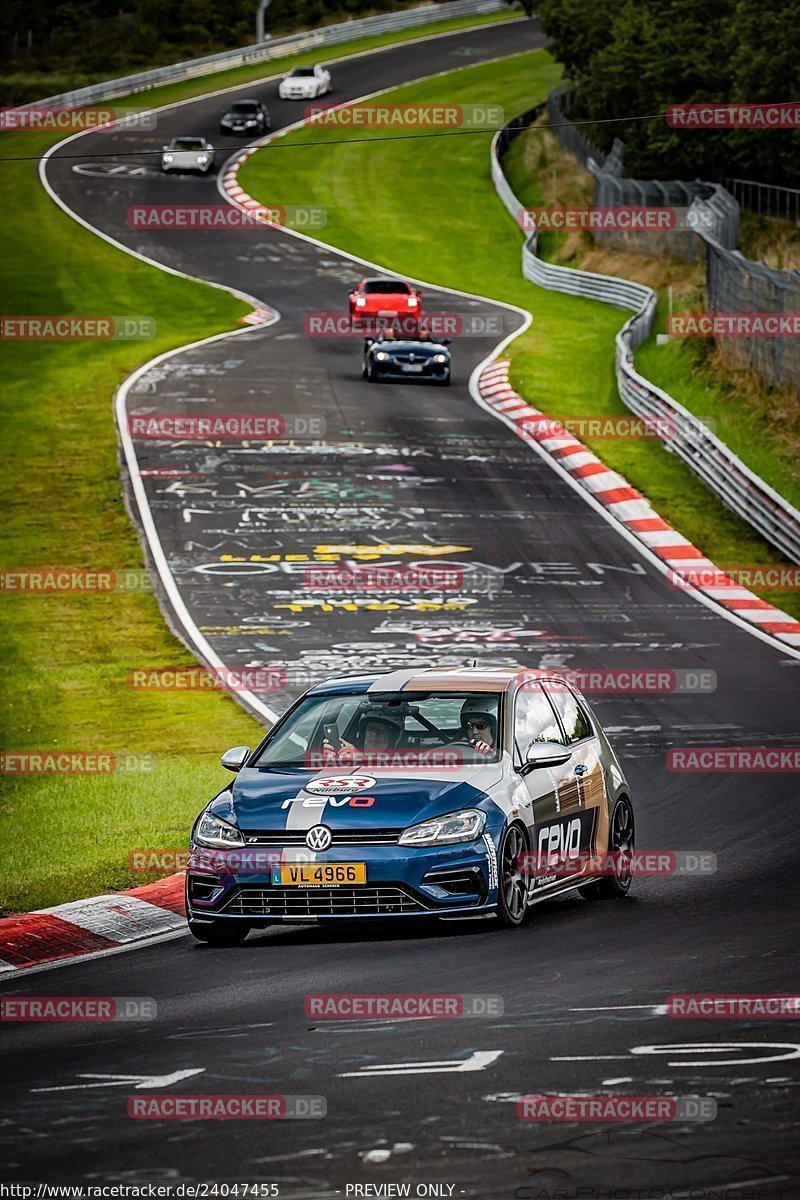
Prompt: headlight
<box><xmin>245</xmin><ymin>119</ymin><xmax>257</xmax><ymax>126</ymax></box>
<box><xmin>162</xmin><ymin>154</ymin><xmax>173</xmax><ymax>163</ymax></box>
<box><xmin>355</xmin><ymin>296</ymin><xmax>366</xmax><ymax>307</ymax></box>
<box><xmin>398</xmin><ymin>808</ymin><xmax>486</xmax><ymax>847</ymax></box>
<box><xmin>433</xmin><ymin>353</ymin><xmax>448</xmax><ymax>363</ymax></box>
<box><xmin>375</xmin><ymin>351</ymin><xmax>390</xmax><ymax>361</ymax></box>
<box><xmin>194</xmin><ymin>810</ymin><xmax>245</xmax><ymax>848</ymax></box>
<box><xmin>408</xmin><ymin>296</ymin><xmax>419</xmax><ymax>307</ymax></box>
<box><xmin>196</xmin><ymin>154</ymin><xmax>209</xmax><ymax>164</ymax></box>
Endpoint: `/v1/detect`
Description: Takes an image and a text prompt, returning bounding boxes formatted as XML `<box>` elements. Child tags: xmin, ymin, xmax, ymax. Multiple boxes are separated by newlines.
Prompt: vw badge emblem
<box><xmin>306</xmin><ymin>825</ymin><xmax>332</xmax><ymax>851</ymax></box>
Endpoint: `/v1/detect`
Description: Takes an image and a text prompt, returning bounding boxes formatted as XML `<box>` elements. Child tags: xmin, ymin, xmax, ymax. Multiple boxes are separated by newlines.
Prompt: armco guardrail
<box><xmin>24</xmin><ymin>0</ymin><xmax>512</xmax><ymax>110</ymax></box>
<box><xmin>490</xmin><ymin>115</ymin><xmax>800</xmax><ymax>566</ymax></box>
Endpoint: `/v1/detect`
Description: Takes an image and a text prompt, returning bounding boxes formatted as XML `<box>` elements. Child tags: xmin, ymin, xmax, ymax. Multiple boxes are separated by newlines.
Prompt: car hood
<box><xmin>209</xmin><ymin>762</ymin><xmax>504</xmax><ymax>832</ymax></box>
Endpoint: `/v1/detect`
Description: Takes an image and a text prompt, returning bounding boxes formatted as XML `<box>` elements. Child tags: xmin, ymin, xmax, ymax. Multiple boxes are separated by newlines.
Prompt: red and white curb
<box><xmin>479</xmin><ymin>360</ymin><xmax>800</xmax><ymax>649</ymax></box>
<box><xmin>0</xmin><ymin>875</ymin><xmax>184</xmax><ymax>973</ymax></box>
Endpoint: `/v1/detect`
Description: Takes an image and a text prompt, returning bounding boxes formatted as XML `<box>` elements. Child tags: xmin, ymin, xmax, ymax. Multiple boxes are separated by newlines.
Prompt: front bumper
<box><xmin>371</xmin><ymin>359</ymin><xmax>449</xmax><ymax>380</ymax></box>
<box><xmin>186</xmin><ymin>837</ymin><xmax>498</xmax><ymax>924</ymax></box>
<box><xmin>161</xmin><ymin>156</ymin><xmax>210</xmax><ymax>172</ymax></box>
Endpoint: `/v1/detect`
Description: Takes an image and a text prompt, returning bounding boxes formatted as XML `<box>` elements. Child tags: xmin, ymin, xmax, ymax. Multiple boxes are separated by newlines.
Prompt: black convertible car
<box><xmin>362</xmin><ymin>334</ymin><xmax>451</xmax><ymax>385</ymax></box>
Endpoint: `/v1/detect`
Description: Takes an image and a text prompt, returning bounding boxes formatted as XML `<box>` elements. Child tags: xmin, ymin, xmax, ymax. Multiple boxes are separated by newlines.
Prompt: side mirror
<box><xmin>221</xmin><ymin>745</ymin><xmax>250</xmax><ymax>772</ymax></box>
<box><xmin>518</xmin><ymin>741</ymin><xmax>572</xmax><ymax>775</ymax></box>
<box><xmin>364</xmin><ymin>337</ymin><xmax>375</xmax><ymax>346</ymax></box>
<box><xmin>162</xmin><ymin>145</ymin><xmax>170</xmax><ymax>152</ymax></box>
<box><xmin>441</xmin><ymin>338</ymin><xmax>452</xmax><ymax>345</ymax></box>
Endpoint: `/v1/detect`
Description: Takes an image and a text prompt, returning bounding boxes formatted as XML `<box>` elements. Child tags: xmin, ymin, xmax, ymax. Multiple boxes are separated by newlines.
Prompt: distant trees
<box><xmin>0</xmin><ymin>0</ymin><xmax>423</xmax><ymax>79</ymax></box>
<box><xmin>535</xmin><ymin>0</ymin><xmax>800</xmax><ymax>186</ymax></box>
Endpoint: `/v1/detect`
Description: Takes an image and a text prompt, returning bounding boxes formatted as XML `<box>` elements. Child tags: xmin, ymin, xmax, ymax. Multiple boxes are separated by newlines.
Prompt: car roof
<box><xmin>359</xmin><ymin>277</ymin><xmax>410</xmax><ymax>286</ymax></box>
<box><xmin>305</xmin><ymin>666</ymin><xmax>553</xmax><ymax>696</ymax></box>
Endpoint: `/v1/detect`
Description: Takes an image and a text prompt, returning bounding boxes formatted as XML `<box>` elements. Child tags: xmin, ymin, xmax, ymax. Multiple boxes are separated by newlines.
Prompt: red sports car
<box><xmin>348</xmin><ymin>277</ymin><xmax>422</xmax><ymax>319</ymax></box>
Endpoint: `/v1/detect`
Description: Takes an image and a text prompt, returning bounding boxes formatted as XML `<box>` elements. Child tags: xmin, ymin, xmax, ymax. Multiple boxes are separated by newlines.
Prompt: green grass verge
<box><xmin>238</xmin><ymin>54</ymin><xmax>799</xmax><ymax>622</ymax></box>
<box><xmin>636</xmin><ymin>319</ymin><xmax>800</xmax><ymax>512</ymax></box>
<box><xmin>0</xmin><ymin>142</ymin><xmax>263</xmax><ymax>914</ymax></box>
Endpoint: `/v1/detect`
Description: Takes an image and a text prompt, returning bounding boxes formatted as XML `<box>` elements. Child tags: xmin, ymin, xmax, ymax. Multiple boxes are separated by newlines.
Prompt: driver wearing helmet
<box><xmin>323</xmin><ymin>705</ymin><xmax>404</xmax><ymax>762</ymax></box>
<box><xmin>457</xmin><ymin>697</ymin><xmax>497</xmax><ymax>757</ymax></box>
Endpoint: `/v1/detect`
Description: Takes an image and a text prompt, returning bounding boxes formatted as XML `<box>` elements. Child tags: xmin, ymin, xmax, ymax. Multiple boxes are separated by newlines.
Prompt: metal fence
<box><xmin>722</xmin><ymin>178</ymin><xmax>800</xmax><ymax>223</ymax></box>
<box><xmin>25</xmin><ymin>0</ymin><xmax>513</xmax><ymax>110</ymax></box>
<box><xmin>490</xmin><ymin>115</ymin><xmax>800</xmax><ymax>565</ymax></box>
<box><xmin>706</xmin><ymin>242</ymin><xmax>800</xmax><ymax>386</ymax></box>
<box><xmin>547</xmin><ymin>87</ymin><xmax>799</xmax><ymax>390</ymax></box>
<box><xmin>549</xmin><ymin>87</ymin><xmax>739</xmax><ymax>259</ymax></box>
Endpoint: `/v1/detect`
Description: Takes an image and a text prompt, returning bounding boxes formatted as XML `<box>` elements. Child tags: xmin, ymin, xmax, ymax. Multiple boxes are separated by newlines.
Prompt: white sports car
<box><xmin>160</xmin><ymin>137</ymin><xmax>214</xmax><ymax>174</ymax></box>
<box><xmin>278</xmin><ymin>65</ymin><xmax>332</xmax><ymax>100</ymax></box>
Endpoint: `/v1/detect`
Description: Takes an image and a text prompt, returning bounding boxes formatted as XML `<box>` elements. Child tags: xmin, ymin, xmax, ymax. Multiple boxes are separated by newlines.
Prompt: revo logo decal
<box><xmin>538</xmin><ymin>817</ymin><xmax>582</xmax><ymax>862</ymax></box>
<box><xmin>281</xmin><ymin>795</ymin><xmax>376</xmax><ymax>809</ymax></box>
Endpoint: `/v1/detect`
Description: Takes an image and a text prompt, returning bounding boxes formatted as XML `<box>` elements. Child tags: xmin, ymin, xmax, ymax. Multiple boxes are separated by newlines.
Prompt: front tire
<box><xmin>496</xmin><ymin>824</ymin><xmax>528</xmax><ymax>927</ymax></box>
<box><xmin>580</xmin><ymin>796</ymin><xmax>635</xmax><ymax>900</ymax></box>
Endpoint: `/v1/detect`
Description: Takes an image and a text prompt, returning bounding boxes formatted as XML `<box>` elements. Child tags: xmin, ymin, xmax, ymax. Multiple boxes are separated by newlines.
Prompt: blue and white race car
<box><xmin>185</xmin><ymin>667</ymin><xmax>635</xmax><ymax>943</ymax></box>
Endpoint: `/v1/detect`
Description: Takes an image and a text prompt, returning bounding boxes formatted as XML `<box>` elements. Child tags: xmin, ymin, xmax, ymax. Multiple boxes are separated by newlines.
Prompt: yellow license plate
<box><xmin>280</xmin><ymin>863</ymin><xmax>367</xmax><ymax>886</ymax></box>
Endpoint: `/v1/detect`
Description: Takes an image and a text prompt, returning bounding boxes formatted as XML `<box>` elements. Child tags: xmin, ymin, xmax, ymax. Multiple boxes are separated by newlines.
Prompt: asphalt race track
<box><xmin>3</xmin><ymin>19</ymin><xmax>799</xmax><ymax>1198</ymax></box>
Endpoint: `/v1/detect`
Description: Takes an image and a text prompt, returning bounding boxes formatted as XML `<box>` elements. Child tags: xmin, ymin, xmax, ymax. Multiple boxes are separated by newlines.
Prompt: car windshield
<box><xmin>377</xmin><ymin>340</ymin><xmax>440</xmax><ymax>350</ymax></box>
<box><xmin>252</xmin><ymin>690</ymin><xmax>503</xmax><ymax>768</ymax></box>
<box><xmin>171</xmin><ymin>139</ymin><xmax>205</xmax><ymax>150</ymax></box>
<box><xmin>361</xmin><ymin>280</ymin><xmax>411</xmax><ymax>294</ymax></box>
<box><xmin>231</xmin><ymin>102</ymin><xmax>258</xmax><ymax>113</ymax></box>
<box><xmin>290</xmin><ymin>67</ymin><xmax>315</xmax><ymax>76</ymax></box>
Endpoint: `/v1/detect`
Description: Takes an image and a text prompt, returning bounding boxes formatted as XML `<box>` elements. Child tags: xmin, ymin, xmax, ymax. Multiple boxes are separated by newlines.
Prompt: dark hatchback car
<box><xmin>362</xmin><ymin>335</ymin><xmax>451</xmax><ymax>385</ymax></box>
<box><xmin>219</xmin><ymin>99</ymin><xmax>271</xmax><ymax>136</ymax></box>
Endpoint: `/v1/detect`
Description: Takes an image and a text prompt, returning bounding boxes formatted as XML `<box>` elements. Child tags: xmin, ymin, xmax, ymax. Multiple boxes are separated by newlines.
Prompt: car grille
<box><xmin>221</xmin><ymin>885</ymin><xmax>424</xmax><ymax>917</ymax></box>
<box><xmin>241</xmin><ymin>828</ymin><xmax>401</xmax><ymax>846</ymax></box>
<box><xmin>392</xmin><ymin>354</ymin><xmax>435</xmax><ymax>364</ymax></box>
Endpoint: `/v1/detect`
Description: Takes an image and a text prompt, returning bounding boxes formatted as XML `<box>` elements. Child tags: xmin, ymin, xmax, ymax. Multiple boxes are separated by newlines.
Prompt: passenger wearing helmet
<box><xmin>456</xmin><ymin>697</ymin><xmax>497</xmax><ymax>757</ymax></box>
<box><xmin>323</xmin><ymin>705</ymin><xmax>404</xmax><ymax>761</ymax></box>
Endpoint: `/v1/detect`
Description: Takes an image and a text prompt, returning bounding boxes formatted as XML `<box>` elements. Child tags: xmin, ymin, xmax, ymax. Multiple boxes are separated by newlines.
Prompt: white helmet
<box><xmin>460</xmin><ymin>697</ymin><xmax>497</xmax><ymax>741</ymax></box>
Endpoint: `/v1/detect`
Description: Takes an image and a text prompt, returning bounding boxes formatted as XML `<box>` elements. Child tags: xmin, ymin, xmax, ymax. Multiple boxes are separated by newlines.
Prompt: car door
<box><xmin>512</xmin><ymin>682</ymin><xmax>580</xmax><ymax>894</ymax></box>
<box><xmin>542</xmin><ymin>680</ymin><xmax>606</xmax><ymax>860</ymax></box>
